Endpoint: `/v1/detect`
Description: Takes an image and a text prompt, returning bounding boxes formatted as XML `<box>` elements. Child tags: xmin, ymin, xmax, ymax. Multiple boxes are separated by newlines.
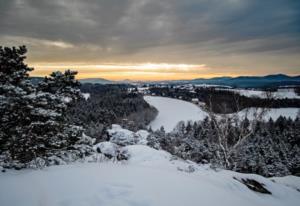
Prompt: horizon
<box><xmin>2</xmin><ymin>0</ymin><xmax>300</xmax><ymax>80</ymax></box>
<box><xmin>27</xmin><ymin>62</ymin><xmax>300</xmax><ymax>81</ymax></box>
<box><xmin>29</xmin><ymin>71</ymin><xmax>299</xmax><ymax>82</ymax></box>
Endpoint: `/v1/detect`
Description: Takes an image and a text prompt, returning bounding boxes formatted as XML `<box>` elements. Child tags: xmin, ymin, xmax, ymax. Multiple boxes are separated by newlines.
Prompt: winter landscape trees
<box><xmin>146</xmin><ymin>116</ymin><xmax>300</xmax><ymax>177</ymax></box>
<box><xmin>0</xmin><ymin>46</ymin><xmax>93</xmax><ymax>169</ymax></box>
<box><xmin>66</xmin><ymin>83</ymin><xmax>158</xmax><ymax>141</ymax></box>
<box><xmin>0</xmin><ymin>46</ymin><xmax>299</xmax><ymax>178</ymax></box>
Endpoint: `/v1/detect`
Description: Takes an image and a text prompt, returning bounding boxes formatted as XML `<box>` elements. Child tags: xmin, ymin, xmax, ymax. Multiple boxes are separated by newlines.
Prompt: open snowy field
<box><xmin>1</xmin><ymin>145</ymin><xmax>300</xmax><ymax>206</ymax></box>
<box><xmin>236</xmin><ymin>107</ymin><xmax>299</xmax><ymax>121</ymax></box>
<box><xmin>144</xmin><ymin>96</ymin><xmax>208</xmax><ymax>132</ymax></box>
<box><xmin>217</xmin><ymin>88</ymin><xmax>300</xmax><ymax>99</ymax></box>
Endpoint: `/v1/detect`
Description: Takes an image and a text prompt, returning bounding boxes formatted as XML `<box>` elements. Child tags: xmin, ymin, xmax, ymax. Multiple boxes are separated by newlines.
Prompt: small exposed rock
<box><xmin>234</xmin><ymin>177</ymin><xmax>272</xmax><ymax>195</ymax></box>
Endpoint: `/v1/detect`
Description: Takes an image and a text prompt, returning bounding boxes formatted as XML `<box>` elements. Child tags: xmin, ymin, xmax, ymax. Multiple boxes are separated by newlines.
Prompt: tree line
<box><xmin>147</xmin><ymin>116</ymin><xmax>300</xmax><ymax>177</ymax></box>
<box><xmin>149</xmin><ymin>87</ymin><xmax>300</xmax><ymax>113</ymax></box>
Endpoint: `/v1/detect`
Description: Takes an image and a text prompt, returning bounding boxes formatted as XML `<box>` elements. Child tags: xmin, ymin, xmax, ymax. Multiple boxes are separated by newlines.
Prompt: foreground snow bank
<box><xmin>144</xmin><ymin>96</ymin><xmax>208</xmax><ymax>132</ymax></box>
<box><xmin>1</xmin><ymin>145</ymin><xmax>300</xmax><ymax>206</ymax></box>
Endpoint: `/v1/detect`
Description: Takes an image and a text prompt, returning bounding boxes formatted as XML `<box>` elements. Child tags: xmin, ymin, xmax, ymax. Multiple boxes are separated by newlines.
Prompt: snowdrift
<box><xmin>0</xmin><ymin>144</ymin><xmax>299</xmax><ymax>206</ymax></box>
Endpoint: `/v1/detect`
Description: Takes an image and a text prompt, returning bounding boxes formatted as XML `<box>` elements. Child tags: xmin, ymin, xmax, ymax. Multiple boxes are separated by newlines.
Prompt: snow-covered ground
<box><xmin>144</xmin><ymin>96</ymin><xmax>208</xmax><ymax>132</ymax></box>
<box><xmin>218</xmin><ymin>88</ymin><xmax>300</xmax><ymax>99</ymax></box>
<box><xmin>1</xmin><ymin>144</ymin><xmax>300</xmax><ymax>206</ymax></box>
<box><xmin>236</xmin><ymin>107</ymin><xmax>299</xmax><ymax>121</ymax></box>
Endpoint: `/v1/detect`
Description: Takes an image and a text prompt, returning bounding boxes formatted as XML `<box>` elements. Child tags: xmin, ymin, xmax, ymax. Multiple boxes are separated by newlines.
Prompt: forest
<box><xmin>66</xmin><ymin>83</ymin><xmax>157</xmax><ymax>141</ymax></box>
<box><xmin>149</xmin><ymin>87</ymin><xmax>300</xmax><ymax>113</ymax></box>
<box><xmin>147</xmin><ymin>116</ymin><xmax>300</xmax><ymax>177</ymax></box>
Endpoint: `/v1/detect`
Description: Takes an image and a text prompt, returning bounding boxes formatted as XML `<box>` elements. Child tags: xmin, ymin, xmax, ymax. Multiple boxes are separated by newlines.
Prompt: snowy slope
<box><xmin>1</xmin><ymin>145</ymin><xmax>300</xmax><ymax>206</ymax></box>
<box><xmin>144</xmin><ymin>96</ymin><xmax>208</xmax><ymax>132</ymax></box>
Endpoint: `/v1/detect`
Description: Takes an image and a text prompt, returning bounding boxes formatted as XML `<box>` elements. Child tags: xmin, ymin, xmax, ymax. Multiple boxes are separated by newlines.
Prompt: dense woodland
<box><xmin>147</xmin><ymin>117</ymin><xmax>300</xmax><ymax>177</ymax></box>
<box><xmin>0</xmin><ymin>46</ymin><xmax>94</xmax><ymax>169</ymax></box>
<box><xmin>66</xmin><ymin>84</ymin><xmax>157</xmax><ymax>141</ymax></box>
<box><xmin>149</xmin><ymin>87</ymin><xmax>300</xmax><ymax>113</ymax></box>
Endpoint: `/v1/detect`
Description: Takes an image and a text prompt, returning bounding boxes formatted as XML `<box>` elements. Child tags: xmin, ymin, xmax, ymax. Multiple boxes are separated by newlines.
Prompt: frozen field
<box><xmin>144</xmin><ymin>96</ymin><xmax>208</xmax><ymax>132</ymax></box>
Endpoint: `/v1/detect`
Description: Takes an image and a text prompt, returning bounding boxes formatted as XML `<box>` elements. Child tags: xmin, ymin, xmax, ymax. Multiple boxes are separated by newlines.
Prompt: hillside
<box><xmin>1</xmin><ymin>143</ymin><xmax>299</xmax><ymax>206</ymax></box>
<box><xmin>173</xmin><ymin>74</ymin><xmax>300</xmax><ymax>88</ymax></box>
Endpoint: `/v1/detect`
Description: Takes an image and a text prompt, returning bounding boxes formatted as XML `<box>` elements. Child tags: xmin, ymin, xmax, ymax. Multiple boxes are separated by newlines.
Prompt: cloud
<box><xmin>1</xmin><ymin>0</ymin><xmax>300</xmax><ymax>77</ymax></box>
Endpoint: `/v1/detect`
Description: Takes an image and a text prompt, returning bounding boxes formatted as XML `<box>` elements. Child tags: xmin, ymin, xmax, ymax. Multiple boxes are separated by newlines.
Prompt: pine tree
<box><xmin>0</xmin><ymin>46</ymin><xmax>92</xmax><ymax>169</ymax></box>
<box><xmin>0</xmin><ymin>46</ymin><xmax>35</xmax><ymax>168</ymax></box>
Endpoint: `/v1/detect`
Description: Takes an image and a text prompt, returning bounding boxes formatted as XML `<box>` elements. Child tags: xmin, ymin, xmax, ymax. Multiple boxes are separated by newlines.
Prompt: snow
<box><xmin>108</xmin><ymin>124</ymin><xmax>149</xmax><ymax>146</ymax></box>
<box><xmin>218</xmin><ymin>88</ymin><xmax>300</xmax><ymax>99</ymax></box>
<box><xmin>82</xmin><ymin>93</ymin><xmax>90</xmax><ymax>100</ymax></box>
<box><xmin>1</xmin><ymin>145</ymin><xmax>300</xmax><ymax>206</ymax></box>
<box><xmin>108</xmin><ymin>124</ymin><xmax>136</xmax><ymax>146</ymax></box>
<box><xmin>93</xmin><ymin>141</ymin><xmax>119</xmax><ymax>157</ymax></box>
<box><xmin>144</xmin><ymin>96</ymin><xmax>208</xmax><ymax>132</ymax></box>
<box><xmin>144</xmin><ymin>96</ymin><xmax>298</xmax><ymax>129</ymax></box>
<box><xmin>271</xmin><ymin>176</ymin><xmax>300</xmax><ymax>192</ymax></box>
<box><xmin>236</xmin><ymin>107</ymin><xmax>299</xmax><ymax>121</ymax></box>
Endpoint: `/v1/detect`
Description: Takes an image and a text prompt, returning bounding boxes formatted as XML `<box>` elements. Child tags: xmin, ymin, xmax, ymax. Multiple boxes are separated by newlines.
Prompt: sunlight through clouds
<box><xmin>30</xmin><ymin>63</ymin><xmax>209</xmax><ymax>80</ymax></box>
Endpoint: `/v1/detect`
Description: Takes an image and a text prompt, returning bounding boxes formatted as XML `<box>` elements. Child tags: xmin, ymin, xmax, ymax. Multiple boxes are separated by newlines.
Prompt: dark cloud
<box><xmin>0</xmin><ymin>0</ymin><xmax>300</xmax><ymax>74</ymax></box>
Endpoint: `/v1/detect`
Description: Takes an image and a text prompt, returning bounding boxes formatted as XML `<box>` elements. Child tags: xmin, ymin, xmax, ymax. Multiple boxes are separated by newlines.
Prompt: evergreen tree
<box><xmin>0</xmin><ymin>46</ymin><xmax>35</xmax><ymax>168</ymax></box>
<box><xmin>0</xmin><ymin>46</ymin><xmax>92</xmax><ymax>169</ymax></box>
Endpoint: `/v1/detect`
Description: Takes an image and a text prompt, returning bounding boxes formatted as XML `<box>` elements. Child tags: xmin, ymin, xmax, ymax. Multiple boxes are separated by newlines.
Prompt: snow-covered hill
<box><xmin>1</xmin><ymin>144</ymin><xmax>299</xmax><ymax>206</ymax></box>
<box><xmin>144</xmin><ymin>96</ymin><xmax>208</xmax><ymax>132</ymax></box>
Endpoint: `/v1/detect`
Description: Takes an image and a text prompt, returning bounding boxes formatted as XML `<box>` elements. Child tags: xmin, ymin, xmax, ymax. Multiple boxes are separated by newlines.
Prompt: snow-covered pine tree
<box><xmin>0</xmin><ymin>46</ymin><xmax>35</xmax><ymax>168</ymax></box>
<box><xmin>25</xmin><ymin>70</ymin><xmax>88</xmax><ymax>168</ymax></box>
<box><xmin>0</xmin><ymin>46</ymin><xmax>93</xmax><ymax>169</ymax></box>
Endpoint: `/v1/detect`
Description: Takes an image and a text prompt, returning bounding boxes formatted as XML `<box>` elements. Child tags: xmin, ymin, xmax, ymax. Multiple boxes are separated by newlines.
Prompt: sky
<box><xmin>1</xmin><ymin>0</ymin><xmax>300</xmax><ymax>80</ymax></box>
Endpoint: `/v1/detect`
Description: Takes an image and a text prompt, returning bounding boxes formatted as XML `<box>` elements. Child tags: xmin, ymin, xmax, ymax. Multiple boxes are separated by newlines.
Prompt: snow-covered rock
<box><xmin>93</xmin><ymin>141</ymin><xmax>119</xmax><ymax>157</ymax></box>
<box><xmin>108</xmin><ymin>124</ymin><xmax>149</xmax><ymax>146</ymax></box>
<box><xmin>135</xmin><ymin>130</ymin><xmax>149</xmax><ymax>145</ymax></box>
<box><xmin>108</xmin><ymin>124</ymin><xmax>136</xmax><ymax>146</ymax></box>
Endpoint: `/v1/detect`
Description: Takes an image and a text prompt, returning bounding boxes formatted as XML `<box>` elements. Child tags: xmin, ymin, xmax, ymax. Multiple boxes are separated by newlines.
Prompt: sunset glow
<box><xmin>2</xmin><ymin>0</ymin><xmax>299</xmax><ymax>80</ymax></box>
<box><xmin>29</xmin><ymin>63</ymin><xmax>213</xmax><ymax>80</ymax></box>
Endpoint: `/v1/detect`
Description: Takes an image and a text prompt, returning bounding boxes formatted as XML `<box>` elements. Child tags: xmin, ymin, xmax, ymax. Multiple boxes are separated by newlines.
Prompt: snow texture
<box><xmin>144</xmin><ymin>96</ymin><xmax>208</xmax><ymax>132</ymax></box>
<box><xmin>82</xmin><ymin>93</ymin><xmax>90</xmax><ymax>100</ymax></box>
<box><xmin>145</xmin><ymin>96</ymin><xmax>299</xmax><ymax>133</ymax></box>
<box><xmin>218</xmin><ymin>88</ymin><xmax>300</xmax><ymax>99</ymax></box>
<box><xmin>108</xmin><ymin>124</ymin><xmax>149</xmax><ymax>146</ymax></box>
<box><xmin>93</xmin><ymin>141</ymin><xmax>119</xmax><ymax>157</ymax></box>
<box><xmin>0</xmin><ymin>145</ymin><xmax>300</xmax><ymax>206</ymax></box>
<box><xmin>236</xmin><ymin>107</ymin><xmax>299</xmax><ymax>121</ymax></box>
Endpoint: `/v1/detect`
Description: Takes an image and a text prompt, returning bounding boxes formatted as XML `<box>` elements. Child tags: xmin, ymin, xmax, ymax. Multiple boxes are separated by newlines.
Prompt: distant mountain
<box><xmin>31</xmin><ymin>74</ymin><xmax>300</xmax><ymax>88</ymax></box>
<box><xmin>188</xmin><ymin>74</ymin><xmax>300</xmax><ymax>88</ymax></box>
<box><xmin>79</xmin><ymin>78</ymin><xmax>113</xmax><ymax>84</ymax></box>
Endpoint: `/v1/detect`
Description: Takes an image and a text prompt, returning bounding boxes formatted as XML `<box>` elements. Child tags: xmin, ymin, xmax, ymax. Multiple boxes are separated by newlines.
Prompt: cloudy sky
<box><xmin>1</xmin><ymin>0</ymin><xmax>300</xmax><ymax>80</ymax></box>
